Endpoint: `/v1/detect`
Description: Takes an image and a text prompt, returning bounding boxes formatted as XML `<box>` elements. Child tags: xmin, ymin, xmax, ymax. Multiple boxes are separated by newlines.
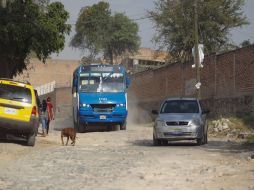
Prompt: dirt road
<box><xmin>0</xmin><ymin>118</ymin><xmax>253</xmax><ymax>190</ymax></box>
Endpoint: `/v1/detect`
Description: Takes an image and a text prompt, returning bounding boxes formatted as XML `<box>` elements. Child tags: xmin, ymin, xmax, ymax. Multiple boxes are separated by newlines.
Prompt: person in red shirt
<box><xmin>46</xmin><ymin>97</ymin><xmax>54</xmax><ymax>135</ymax></box>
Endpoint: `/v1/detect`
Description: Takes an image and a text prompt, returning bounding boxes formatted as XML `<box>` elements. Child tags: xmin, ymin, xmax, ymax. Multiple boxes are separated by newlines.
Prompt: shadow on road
<box><xmin>131</xmin><ymin>139</ymin><xmax>153</xmax><ymax>147</ymax></box>
<box><xmin>204</xmin><ymin>140</ymin><xmax>254</xmax><ymax>154</ymax></box>
<box><xmin>0</xmin><ymin>132</ymin><xmax>53</xmax><ymax>146</ymax></box>
<box><xmin>131</xmin><ymin>139</ymin><xmax>198</xmax><ymax>147</ymax></box>
<box><xmin>54</xmin><ymin>126</ymin><xmax>119</xmax><ymax>133</ymax></box>
<box><xmin>0</xmin><ymin>137</ymin><xmax>28</xmax><ymax>146</ymax></box>
<box><xmin>131</xmin><ymin>138</ymin><xmax>254</xmax><ymax>154</ymax></box>
<box><xmin>52</xmin><ymin>117</ymin><xmax>120</xmax><ymax>133</ymax></box>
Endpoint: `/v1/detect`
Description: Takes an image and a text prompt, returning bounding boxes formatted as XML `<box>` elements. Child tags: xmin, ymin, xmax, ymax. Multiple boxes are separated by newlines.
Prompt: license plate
<box><xmin>171</xmin><ymin>128</ymin><xmax>182</xmax><ymax>132</ymax></box>
<box><xmin>4</xmin><ymin>108</ymin><xmax>17</xmax><ymax>115</ymax></box>
<box><xmin>170</xmin><ymin>132</ymin><xmax>183</xmax><ymax>136</ymax></box>
<box><xmin>171</xmin><ymin>131</ymin><xmax>183</xmax><ymax>134</ymax></box>
<box><xmin>100</xmin><ymin>115</ymin><xmax>106</xmax><ymax>120</ymax></box>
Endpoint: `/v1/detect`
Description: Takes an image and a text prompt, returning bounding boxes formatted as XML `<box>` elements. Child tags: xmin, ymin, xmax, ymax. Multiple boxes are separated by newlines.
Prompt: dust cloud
<box><xmin>127</xmin><ymin>95</ymin><xmax>154</xmax><ymax>126</ymax></box>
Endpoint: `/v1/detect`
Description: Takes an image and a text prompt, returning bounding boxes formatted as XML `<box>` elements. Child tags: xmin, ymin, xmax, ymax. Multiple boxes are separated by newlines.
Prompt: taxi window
<box><xmin>0</xmin><ymin>84</ymin><xmax>32</xmax><ymax>103</ymax></box>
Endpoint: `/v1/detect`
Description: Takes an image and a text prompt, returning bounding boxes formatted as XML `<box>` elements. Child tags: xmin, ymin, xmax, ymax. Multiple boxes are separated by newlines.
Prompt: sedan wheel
<box><xmin>161</xmin><ymin>140</ymin><xmax>168</xmax><ymax>146</ymax></box>
<box><xmin>153</xmin><ymin>135</ymin><xmax>160</xmax><ymax>146</ymax></box>
<box><xmin>204</xmin><ymin>132</ymin><xmax>208</xmax><ymax>144</ymax></box>
<box><xmin>197</xmin><ymin>138</ymin><xmax>203</xmax><ymax>146</ymax></box>
<box><xmin>197</xmin><ymin>133</ymin><xmax>205</xmax><ymax>146</ymax></box>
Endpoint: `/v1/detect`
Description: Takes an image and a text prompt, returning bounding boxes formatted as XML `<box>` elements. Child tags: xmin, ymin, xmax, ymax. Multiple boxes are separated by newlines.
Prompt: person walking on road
<box><xmin>46</xmin><ymin>97</ymin><xmax>54</xmax><ymax>135</ymax></box>
<box><xmin>40</xmin><ymin>100</ymin><xmax>48</xmax><ymax>137</ymax></box>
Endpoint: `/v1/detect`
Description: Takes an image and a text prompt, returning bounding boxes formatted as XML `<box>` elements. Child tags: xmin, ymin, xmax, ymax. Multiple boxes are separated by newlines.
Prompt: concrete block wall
<box><xmin>38</xmin><ymin>87</ymin><xmax>72</xmax><ymax>119</ymax></box>
<box><xmin>55</xmin><ymin>87</ymin><xmax>73</xmax><ymax>118</ymax></box>
<box><xmin>128</xmin><ymin>45</ymin><xmax>254</xmax><ymax>117</ymax></box>
<box><xmin>39</xmin><ymin>91</ymin><xmax>56</xmax><ymax>113</ymax></box>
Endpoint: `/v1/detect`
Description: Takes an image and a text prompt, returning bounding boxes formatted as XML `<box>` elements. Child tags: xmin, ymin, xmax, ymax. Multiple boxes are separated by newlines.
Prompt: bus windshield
<box><xmin>79</xmin><ymin>72</ymin><xmax>125</xmax><ymax>93</ymax></box>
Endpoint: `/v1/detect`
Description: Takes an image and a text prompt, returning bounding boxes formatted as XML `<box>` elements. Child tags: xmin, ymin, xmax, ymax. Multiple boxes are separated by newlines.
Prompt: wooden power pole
<box><xmin>194</xmin><ymin>0</ymin><xmax>201</xmax><ymax>99</ymax></box>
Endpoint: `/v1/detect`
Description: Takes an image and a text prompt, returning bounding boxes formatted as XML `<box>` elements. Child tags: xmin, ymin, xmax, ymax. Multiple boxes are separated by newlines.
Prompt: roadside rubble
<box><xmin>208</xmin><ymin>118</ymin><xmax>254</xmax><ymax>140</ymax></box>
<box><xmin>209</xmin><ymin>118</ymin><xmax>254</xmax><ymax>163</ymax></box>
<box><xmin>247</xmin><ymin>155</ymin><xmax>254</xmax><ymax>161</ymax></box>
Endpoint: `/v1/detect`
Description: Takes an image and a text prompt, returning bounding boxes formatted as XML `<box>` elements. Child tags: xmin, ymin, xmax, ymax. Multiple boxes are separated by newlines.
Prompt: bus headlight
<box><xmin>80</xmin><ymin>103</ymin><xmax>90</xmax><ymax>108</ymax></box>
<box><xmin>116</xmin><ymin>104</ymin><xmax>125</xmax><ymax>107</ymax></box>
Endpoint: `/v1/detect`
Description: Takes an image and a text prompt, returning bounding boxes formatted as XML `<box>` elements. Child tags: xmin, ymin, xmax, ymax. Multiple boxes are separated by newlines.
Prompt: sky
<box><xmin>51</xmin><ymin>0</ymin><xmax>254</xmax><ymax>60</ymax></box>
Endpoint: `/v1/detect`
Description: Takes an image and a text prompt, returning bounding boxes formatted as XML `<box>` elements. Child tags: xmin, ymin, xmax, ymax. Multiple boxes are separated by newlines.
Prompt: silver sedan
<box><xmin>152</xmin><ymin>98</ymin><xmax>209</xmax><ymax>146</ymax></box>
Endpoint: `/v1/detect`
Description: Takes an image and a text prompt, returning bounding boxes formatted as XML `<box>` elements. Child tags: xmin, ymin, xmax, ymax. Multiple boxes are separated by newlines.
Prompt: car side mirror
<box><xmin>152</xmin><ymin>110</ymin><xmax>159</xmax><ymax>115</ymax></box>
<box><xmin>202</xmin><ymin>110</ymin><xmax>210</xmax><ymax>114</ymax></box>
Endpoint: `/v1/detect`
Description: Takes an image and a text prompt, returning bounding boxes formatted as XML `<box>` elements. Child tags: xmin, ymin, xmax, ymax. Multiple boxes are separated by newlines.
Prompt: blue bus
<box><xmin>72</xmin><ymin>64</ymin><xmax>130</xmax><ymax>132</ymax></box>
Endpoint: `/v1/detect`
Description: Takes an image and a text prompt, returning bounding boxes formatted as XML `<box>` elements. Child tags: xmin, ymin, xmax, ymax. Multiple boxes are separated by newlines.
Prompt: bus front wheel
<box><xmin>76</xmin><ymin>116</ymin><xmax>85</xmax><ymax>133</ymax></box>
<box><xmin>120</xmin><ymin>120</ymin><xmax>127</xmax><ymax>130</ymax></box>
<box><xmin>78</xmin><ymin>124</ymin><xmax>85</xmax><ymax>133</ymax></box>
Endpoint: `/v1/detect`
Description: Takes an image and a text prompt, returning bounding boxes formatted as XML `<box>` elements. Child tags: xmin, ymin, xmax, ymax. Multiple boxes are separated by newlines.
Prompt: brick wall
<box><xmin>128</xmin><ymin>45</ymin><xmax>254</xmax><ymax>117</ymax></box>
<box><xmin>14</xmin><ymin>58</ymin><xmax>80</xmax><ymax>87</ymax></box>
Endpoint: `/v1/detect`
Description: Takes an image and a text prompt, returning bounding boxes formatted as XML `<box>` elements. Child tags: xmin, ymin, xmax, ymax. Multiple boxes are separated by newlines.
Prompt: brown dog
<box><xmin>61</xmin><ymin>128</ymin><xmax>76</xmax><ymax>146</ymax></box>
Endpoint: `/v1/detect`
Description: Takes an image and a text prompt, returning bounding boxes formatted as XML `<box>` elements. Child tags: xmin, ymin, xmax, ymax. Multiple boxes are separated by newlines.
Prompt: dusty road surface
<box><xmin>0</xmin><ymin>118</ymin><xmax>254</xmax><ymax>190</ymax></box>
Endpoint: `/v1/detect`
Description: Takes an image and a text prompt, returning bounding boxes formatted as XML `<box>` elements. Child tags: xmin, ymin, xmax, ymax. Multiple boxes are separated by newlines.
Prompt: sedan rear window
<box><xmin>161</xmin><ymin>100</ymin><xmax>199</xmax><ymax>113</ymax></box>
<box><xmin>0</xmin><ymin>84</ymin><xmax>32</xmax><ymax>103</ymax></box>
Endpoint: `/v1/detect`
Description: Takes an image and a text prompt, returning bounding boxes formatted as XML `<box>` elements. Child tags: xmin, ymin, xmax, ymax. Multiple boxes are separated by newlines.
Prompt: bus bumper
<box><xmin>79</xmin><ymin>111</ymin><xmax>127</xmax><ymax>124</ymax></box>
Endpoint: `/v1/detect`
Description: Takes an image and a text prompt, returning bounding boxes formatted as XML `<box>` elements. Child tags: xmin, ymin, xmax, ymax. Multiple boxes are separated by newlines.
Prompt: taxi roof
<box><xmin>0</xmin><ymin>78</ymin><xmax>32</xmax><ymax>88</ymax></box>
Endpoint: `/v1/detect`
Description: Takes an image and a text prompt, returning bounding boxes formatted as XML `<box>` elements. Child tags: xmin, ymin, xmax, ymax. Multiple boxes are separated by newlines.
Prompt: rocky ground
<box><xmin>0</xmin><ymin>118</ymin><xmax>254</xmax><ymax>190</ymax></box>
<box><xmin>208</xmin><ymin>118</ymin><xmax>254</xmax><ymax>140</ymax></box>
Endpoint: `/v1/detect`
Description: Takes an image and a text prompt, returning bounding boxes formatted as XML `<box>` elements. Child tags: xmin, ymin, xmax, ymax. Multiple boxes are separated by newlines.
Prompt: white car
<box><xmin>152</xmin><ymin>98</ymin><xmax>209</xmax><ymax>146</ymax></box>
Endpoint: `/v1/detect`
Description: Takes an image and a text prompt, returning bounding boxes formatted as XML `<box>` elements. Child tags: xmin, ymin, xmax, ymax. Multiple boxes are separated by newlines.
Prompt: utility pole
<box><xmin>194</xmin><ymin>0</ymin><xmax>201</xmax><ymax>99</ymax></box>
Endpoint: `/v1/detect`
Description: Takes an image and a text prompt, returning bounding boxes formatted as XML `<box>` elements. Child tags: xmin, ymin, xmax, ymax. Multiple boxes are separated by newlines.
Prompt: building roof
<box><xmin>129</xmin><ymin>48</ymin><xmax>168</xmax><ymax>62</ymax></box>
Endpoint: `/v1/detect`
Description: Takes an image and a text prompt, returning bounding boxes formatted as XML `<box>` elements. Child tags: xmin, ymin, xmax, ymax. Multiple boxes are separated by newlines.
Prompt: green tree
<box><xmin>70</xmin><ymin>2</ymin><xmax>111</xmax><ymax>61</ymax></box>
<box><xmin>149</xmin><ymin>0</ymin><xmax>248</xmax><ymax>62</ymax></box>
<box><xmin>104</xmin><ymin>13</ymin><xmax>140</xmax><ymax>64</ymax></box>
<box><xmin>0</xmin><ymin>0</ymin><xmax>71</xmax><ymax>78</ymax></box>
<box><xmin>240</xmin><ymin>39</ymin><xmax>252</xmax><ymax>47</ymax></box>
<box><xmin>71</xmin><ymin>1</ymin><xmax>140</xmax><ymax>64</ymax></box>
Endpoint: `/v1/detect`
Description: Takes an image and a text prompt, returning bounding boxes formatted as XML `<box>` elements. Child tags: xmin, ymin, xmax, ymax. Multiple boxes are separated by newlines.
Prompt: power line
<box><xmin>67</xmin><ymin>15</ymin><xmax>152</xmax><ymax>26</ymax></box>
<box><xmin>133</xmin><ymin>15</ymin><xmax>152</xmax><ymax>21</ymax></box>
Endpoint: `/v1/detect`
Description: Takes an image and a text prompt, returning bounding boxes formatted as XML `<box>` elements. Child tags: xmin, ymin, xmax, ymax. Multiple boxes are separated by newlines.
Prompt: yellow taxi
<box><xmin>0</xmin><ymin>78</ymin><xmax>39</xmax><ymax>146</ymax></box>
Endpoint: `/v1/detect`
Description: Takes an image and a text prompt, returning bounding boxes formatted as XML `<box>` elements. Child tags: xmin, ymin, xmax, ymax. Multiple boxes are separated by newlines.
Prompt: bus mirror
<box><xmin>126</xmin><ymin>77</ymin><xmax>131</xmax><ymax>88</ymax></box>
<box><xmin>72</xmin><ymin>78</ymin><xmax>78</xmax><ymax>93</ymax></box>
<box><xmin>74</xmin><ymin>79</ymin><xmax>77</xmax><ymax>86</ymax></box>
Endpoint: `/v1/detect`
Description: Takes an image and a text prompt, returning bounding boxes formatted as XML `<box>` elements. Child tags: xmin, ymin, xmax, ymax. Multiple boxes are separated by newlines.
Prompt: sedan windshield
<box><xmin>161</xmin><ymin>100</ymin><xmax>199</xmax><ymax>113</ymax></box>
<box><xmin>79</xmin><ymin>72</ymin><xmax>125</xmax><ymax>93</ymax></box>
